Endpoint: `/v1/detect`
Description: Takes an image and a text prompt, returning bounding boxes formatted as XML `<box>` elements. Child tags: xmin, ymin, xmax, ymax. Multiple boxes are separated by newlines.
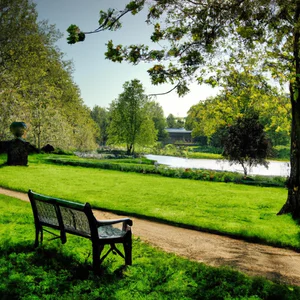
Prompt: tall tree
<box><xmin>68</xmin><ymin>1</ymin><xmax>300</xmax><ymax>217</ymax></box>
<box><xmin>186</xmin><ymin>68</ymin><xmax>291</xmax><ymax>146</ymax></box>
<box><xmin>108</xmin><ymin>79</ymin><xmax>156</xmax><ymax>154</ymax></box>
<box><xmin>144</xmin><ymin>101</ymin><xmax>168</xmax><ymax>142</ymax></box>
<box><xmin>166</xmin><ymin>114</ymin><xmax>176</xmax><ymax>128</ymax></box>
<box><xmin>1</xmin><ymin>0</ymin><xmax>98</xmax><ymax>151</ymax></box>
<box><xmin>91</xmin><ymin>105</ymin><xmax>109</xmax><ymax>145</ymax></box>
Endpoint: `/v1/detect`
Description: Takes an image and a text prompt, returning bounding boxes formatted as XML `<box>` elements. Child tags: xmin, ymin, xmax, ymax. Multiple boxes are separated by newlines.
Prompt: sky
<box><xmin>34</xmin><ymin>0</ymin><xmax>219</xmax><ymax>117</ymax></box>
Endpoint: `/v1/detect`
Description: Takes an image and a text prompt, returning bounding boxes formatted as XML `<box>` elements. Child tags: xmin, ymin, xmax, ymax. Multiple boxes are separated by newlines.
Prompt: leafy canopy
<box><xmin>67</xmin><ymin>1</ymin><xmax>297</xmax><ymax>96</ymax></box>
<box><xmin>107</xmin><ymin>79</ymin><xmax>157</xmax><ymax>154</ymax></box>
<box><xmin>186</xmin><ymin>66</ymin><xmax>291</xmax><ymax>146</ymax></box>
<box><xmin>0</xmin><ymin>0</ymin><xmax>98</xmax><ymax>150</ymax></box>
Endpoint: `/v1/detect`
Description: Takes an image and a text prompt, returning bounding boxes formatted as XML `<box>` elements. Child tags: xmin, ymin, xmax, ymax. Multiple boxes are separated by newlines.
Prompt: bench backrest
<box><xmin>28</xmin><ymin>190</ymin><xmax>97</xmax><ymax>239</ymax></box>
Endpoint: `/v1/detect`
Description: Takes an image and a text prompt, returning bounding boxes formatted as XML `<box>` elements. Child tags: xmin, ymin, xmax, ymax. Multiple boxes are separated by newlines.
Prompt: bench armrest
<box><xmin>97</xmin><ymin>218</ymin><xmax>133</xmax><ymax>227</ymax></box>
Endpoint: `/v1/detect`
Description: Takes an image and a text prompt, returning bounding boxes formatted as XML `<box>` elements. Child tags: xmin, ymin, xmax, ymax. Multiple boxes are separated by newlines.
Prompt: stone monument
<box><xmin>7</xmin><ymin>122</ymin><xmax>29</xmax><ymax>166</ymax></box>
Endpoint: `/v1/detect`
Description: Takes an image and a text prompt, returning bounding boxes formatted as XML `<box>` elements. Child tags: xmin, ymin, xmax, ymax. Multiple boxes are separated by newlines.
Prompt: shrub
<box><xmin>222</xmin><ymin>114</ymin><xmax>271</xmax><ymax>176</ymax></box>
<box><xmin>271</xmin><ymin>145</ymin><xmax>290</xmax><ymax>160</ymax></box>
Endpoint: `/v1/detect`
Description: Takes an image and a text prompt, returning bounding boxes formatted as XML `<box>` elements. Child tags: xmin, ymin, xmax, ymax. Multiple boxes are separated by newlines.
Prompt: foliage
<box><xmin>0</xmin><ymin>0</ymin><xmax>98</xmax><ymax>151</ymax></box>
<box><xmin>1</xmin><ymin>196</ymin><xmax>300</xmax><ymax>299</ymax></box>
<box><xmin>186</xmin><ymin>68</ymin><xmax>291</xmax><ymax>147</ymax></box>
<box><xmin>145</xmin><ymin>101</ymin><xmax>168</xmax><ymax>142</ymax></box>
<box><xmin>272</xmin><ymin>145</ymin><xmax>291</xmax><ymax>161</ymax></box>
<box><xmin>107</xmin><ymin>79</ymin><xmax>157</xmax><ymax>154</ymax></box>
<box><xmin>222</xmin><ymin>114</ymin><xmax>271</xmax><ymax>176</ymax></box>
<box><xmin>166</xmin><ymin>113</ymin><xmax>185</xmax><ymax>129</ymax></box>
<box><xmin>90</xmin><ymin>105</ymin><xmax>109</xmax><ymax>145</ymax></box>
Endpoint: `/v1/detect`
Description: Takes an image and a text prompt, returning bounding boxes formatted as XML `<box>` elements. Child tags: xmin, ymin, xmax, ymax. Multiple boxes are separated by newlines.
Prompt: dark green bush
<box><xmin>271</xmin><ymin>145</ymin><xmax>290</xmax><ymax>160</ymax></box>
<box><xmin>52</xmin><ymin>148</ymin><xmax>75</xmax><ymax>155</ymax></box>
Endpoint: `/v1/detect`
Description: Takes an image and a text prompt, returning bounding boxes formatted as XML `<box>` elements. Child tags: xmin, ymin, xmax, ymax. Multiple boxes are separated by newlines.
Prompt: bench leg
<box><xmin>92</xmin><ymin>244</ymin><xmax>104</xmax><ymax>272</ymax></box>
<box><xmin>123</xmin><ymin>233</ymin><xmax>132</xmax><ymax>265</ymax></box>
<box><xmin>34</xmin><ymin>226</ymin><xmax>42</xmax><ymax>247</ymax></box>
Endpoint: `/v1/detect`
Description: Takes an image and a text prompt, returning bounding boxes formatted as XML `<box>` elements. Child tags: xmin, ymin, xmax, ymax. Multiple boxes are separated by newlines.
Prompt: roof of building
<box><xmin>166</xmin><ymin>128</ymin><xmax>192</xmax><ymax>133</ymax></box>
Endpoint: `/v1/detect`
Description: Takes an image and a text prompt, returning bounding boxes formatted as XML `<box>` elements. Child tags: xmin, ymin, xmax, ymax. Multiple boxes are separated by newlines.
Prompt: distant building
<box><xmin>166</xmin><ymin>128</ymin><xmax>192</xmax><ymax>144</ymax></box>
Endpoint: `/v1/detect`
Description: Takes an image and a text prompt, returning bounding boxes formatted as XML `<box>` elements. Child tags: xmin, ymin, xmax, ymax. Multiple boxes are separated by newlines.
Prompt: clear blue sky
<box><xmin>34</xmin><ymin>0</ymin><xmax>219</xmax><ymax>117</ymax></box>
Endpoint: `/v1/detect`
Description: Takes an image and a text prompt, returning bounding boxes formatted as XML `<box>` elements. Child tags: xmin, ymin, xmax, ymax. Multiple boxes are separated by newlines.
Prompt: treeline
<box><xmin>0</xmin><ymin>0</ymin><xmax>98</xmax><ymax>151</ymax></box>
<box><xmin>90</xmin><ymin>74</ymin><xmax>291</xmax><ymax>159</ymax></box>
<box><xmin>90</xmin><ymin>80</ymin><xmax>168</xmax><ymax>154</ymax></box>
<box><xmin>185</xmin><ymin>68</ymin><xmax>291</xmax><ymax>151</ymax></box>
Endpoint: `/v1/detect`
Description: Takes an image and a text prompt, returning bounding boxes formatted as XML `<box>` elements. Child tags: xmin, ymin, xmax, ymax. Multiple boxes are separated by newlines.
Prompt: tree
<box><xmin>144</xmin><ymin>101</ymin><xmax>168</xmax><ymax>142</ymax></box>
<box><xmin>166</xmin><ymin>114</ymin><xmax>176</xmax><ymax>128</ymax></box>
<box><xmin>91</xmin><ymin>106</ymin><xmax>109</xmax><ymax>145</ymax></box>
<box><xmin>1</xmin><ymin>0</ymin><xmax>98</xmax><ymax>151</ymax></box>
<box><xmin>166</xmin><ymin>114</ymin><xmax>185</xmax><ymax>129</ymax></box>
<box><xmin>107</xmin><ymin>79</ymin><xmax>156</xmax><ymax>154</ymax></box>
<box><xmin>222</xmin><ymin>114</ymin><xmax>271</xmax><ymax>176</ymax></box>
<box><xmin>68</xmin><ymin>1</ymin><xmax>300</xmax><ymax>217</ymax></box>
<box><xmin>186</xmin><ymin>68</ymin><xmax>291</xmax><ymax>147</ymax></box>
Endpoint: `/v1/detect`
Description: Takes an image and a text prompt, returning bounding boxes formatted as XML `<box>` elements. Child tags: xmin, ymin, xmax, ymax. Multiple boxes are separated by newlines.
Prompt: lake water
<box><xmin>145</xmin><ymin>154</ymin><xmax>290</xmax><ymax>177</ymax></box>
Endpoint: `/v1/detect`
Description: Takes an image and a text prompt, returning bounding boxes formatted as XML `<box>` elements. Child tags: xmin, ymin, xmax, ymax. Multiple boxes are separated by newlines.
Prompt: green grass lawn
<box><xmin>1</xmin><ymin>195</ymin><xmax>300</xmax><ymax>299</ymax></box>
<box><xmin>186</xmin><ymin>152</ymin><xmax>223</xmax><ymax>159</ymax></box>
<box><xmin>0</xmin><ymin>154</ymin><xmax>298</xmax><ymax>250</ymax></box>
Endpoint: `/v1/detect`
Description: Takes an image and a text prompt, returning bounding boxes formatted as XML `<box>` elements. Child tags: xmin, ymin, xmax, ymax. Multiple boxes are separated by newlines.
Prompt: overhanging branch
<box><xmin>147</xmin><ymin>82</ymin><xmax>180</xmax><ymax>96</ymax></box>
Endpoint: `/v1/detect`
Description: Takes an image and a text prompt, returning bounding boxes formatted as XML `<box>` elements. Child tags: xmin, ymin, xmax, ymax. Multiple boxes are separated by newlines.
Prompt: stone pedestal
<box><xmin>7</xmin><ymin>138</ymin><xmax>29</xmax><ymax>166</ymax></box>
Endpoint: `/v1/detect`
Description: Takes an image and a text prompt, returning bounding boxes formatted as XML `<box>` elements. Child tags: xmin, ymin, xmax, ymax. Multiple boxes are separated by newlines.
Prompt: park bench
<box><xmin>28</xmin><ymin>190</ymin><xmax>132</xmax><ymax>272</ymax></box>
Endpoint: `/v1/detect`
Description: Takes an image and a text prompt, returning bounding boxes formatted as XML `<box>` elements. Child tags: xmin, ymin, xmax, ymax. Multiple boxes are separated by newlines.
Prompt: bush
<box><xmin>222</xmin><ymin>114</ymin><xmax>271</xmax><ymax>176</ymax></box>
<box><xmin>271</xmin><ymin>145</ymin><xmax>290</xmax><ymax>160</ymax></box>
<box><xmin>52</xmin><ymin>148</ymin><xmax>75</xmax><ymax>155</ymax></box>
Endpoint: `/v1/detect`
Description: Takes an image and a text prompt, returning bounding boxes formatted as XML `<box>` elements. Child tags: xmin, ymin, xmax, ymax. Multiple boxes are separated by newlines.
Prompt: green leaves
<box><xmin>236</xmin><ymin>26</ymin><xmax>255</xmax><ymax>39</ymax></box>
<box><xmin>150</xmin><ymin>23</ymin><xmax>164</xmax><ymax>42</ymax></box>
<box><xmin>147</xmin><ymin>65</ymin><xmax>167</xmax><ymax>84</ymax></box>
<box><xmin>126</xmin><ymin>0</ymin><xmax>145</xmax><ymax>15</ymax></box>
<box><xmin>222</xmin><ymin>113</ymin><xmax>271</xmax><ymax>176</ymax></box>
<box><xmin>98</xmin><ymin>8</ymin><xmax>121</xmax><ymax>31</ymax></box>
<box><xmin>204</xmin><ymin>76</ymin><xmax>218</xmax><ymax>88</ymax></box>
<box><xmin>108</xmin><ymin>79</ymin><xmax>156</xmax><ymax>154</ymax></box>
<box><xmin>105</xmin><ymin>40</ymin><xmax>123</xmax><ymax>63</ymax></box>
<box><xmin>66</xmin><ymin>25</ymin><xmax>85</xmax><ymax>44</ymax></box>
<box><xmin>1</xmin><ymin>0</ymin><xmax>98</xmax><ymax>151</ymax></box>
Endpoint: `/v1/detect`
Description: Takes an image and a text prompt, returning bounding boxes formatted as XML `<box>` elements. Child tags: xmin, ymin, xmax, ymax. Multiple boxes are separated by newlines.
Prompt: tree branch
<box><xmin>147</xmin><ymin>82</ymin><xmax>180</xmax><ymax>96</ymax></box>
<box><xmin>83</xmin><ymin>9</ymin><xmax>132</xmax><ymax>35</ymax></box>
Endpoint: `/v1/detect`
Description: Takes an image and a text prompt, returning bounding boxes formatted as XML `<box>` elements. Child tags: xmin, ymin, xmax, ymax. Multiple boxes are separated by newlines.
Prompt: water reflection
<box><xmin>145</xmin><ymin>155</ymin><xmax>290</xmax><ymax>177</ymax></box>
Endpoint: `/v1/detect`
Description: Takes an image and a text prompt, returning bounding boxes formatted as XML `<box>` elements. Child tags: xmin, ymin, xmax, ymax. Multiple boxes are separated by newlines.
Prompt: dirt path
<box><xmin>2</xmin><ymin>187</ymin><xmax>300</xmax><ymax>286</ymax></box>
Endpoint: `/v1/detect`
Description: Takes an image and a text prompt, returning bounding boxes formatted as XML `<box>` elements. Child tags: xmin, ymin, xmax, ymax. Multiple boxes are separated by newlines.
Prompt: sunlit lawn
<box><xmin>1</xmin><ymin>195</ymin><xmax>300</xmax><ymax>299</ymax></box>
<box><xmin>0</xmin><ymin>154</ymin><xmax>298</xmax><ymax>250</ymax></box>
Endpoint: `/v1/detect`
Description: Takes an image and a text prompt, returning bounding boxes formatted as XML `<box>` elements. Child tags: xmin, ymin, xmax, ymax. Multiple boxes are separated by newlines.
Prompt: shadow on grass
<box><xmin>0</xmin><ymin>241</ymin><xmax>125</xmax><ymax>299</ymax></box>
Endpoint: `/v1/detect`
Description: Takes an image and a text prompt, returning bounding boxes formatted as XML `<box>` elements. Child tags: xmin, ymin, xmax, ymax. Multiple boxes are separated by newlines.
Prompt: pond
<box><xmin>145</xmin><ymin>154</ymin><xmax>290</xmax><ymax>177</ymax></box>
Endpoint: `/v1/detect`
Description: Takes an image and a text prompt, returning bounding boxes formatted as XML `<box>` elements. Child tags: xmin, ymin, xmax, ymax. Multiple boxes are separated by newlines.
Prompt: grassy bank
<box><xmin>47</xmin><ymin>155</ymin><xmax>287</xmax><ymax>188</ymax></box>
<box><xmin>1</xmin><ymin>195</ymin><xmax>300</xmax><ymax>299</ymax></box>
<box><xmin>0</xmin><ymin>154</ymin><xmax>298</xmax><ymax>250</ymax></box>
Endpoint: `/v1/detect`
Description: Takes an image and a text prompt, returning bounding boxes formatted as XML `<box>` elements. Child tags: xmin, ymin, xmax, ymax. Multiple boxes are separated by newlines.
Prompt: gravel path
<box><xmin>1</xmin><ymin>186</ymin><xmax>300</xmax><ymax>286</ymax></box>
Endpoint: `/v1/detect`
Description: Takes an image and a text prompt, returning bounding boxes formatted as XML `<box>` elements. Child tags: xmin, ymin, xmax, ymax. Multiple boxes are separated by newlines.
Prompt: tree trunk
<box><xmin>278</xmin><ymin>3</ymin><xmax>300</xmax><ymax>218</ymax></box>
<box><xmin>127</xmin><ymin>144</ymin><xmax>133</xmax><ymax>155</ymax></box>
<box><xmin>278</xmin><ymin>85</ymin><xmax>300</xmax><ymax>218</ymax></box>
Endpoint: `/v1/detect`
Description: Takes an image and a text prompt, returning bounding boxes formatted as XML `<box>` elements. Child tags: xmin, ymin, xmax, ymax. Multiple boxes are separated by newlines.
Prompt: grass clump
<box><xmin>1</xmin><ymin>195</ymin><xmax>300</xmax><ymax>299</ymax></box>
